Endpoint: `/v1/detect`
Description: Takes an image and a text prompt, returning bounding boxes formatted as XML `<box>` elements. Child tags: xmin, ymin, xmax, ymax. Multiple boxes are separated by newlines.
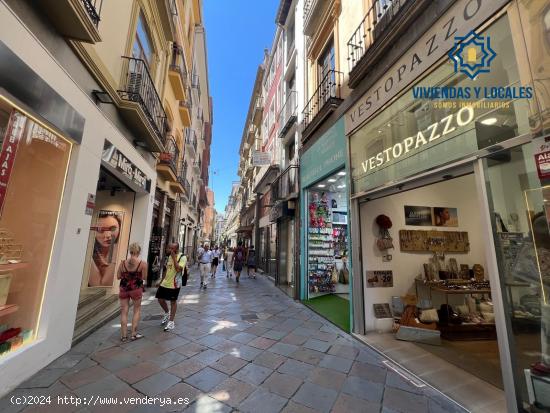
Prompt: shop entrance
<box><xmin>358</xmin><ymin>163</ymin><xmax>506</xmax><ymax>409</ymax></box>
<box><xmin>305</xmin><ymin>169</ymin><xmax>350</xmax><ymax>331</ymax></box>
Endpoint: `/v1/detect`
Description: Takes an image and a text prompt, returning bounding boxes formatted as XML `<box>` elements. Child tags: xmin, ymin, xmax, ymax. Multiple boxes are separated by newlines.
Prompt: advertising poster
<box><xmin>404</xmin><ymin>206</ymin><xmax>432</xmax><ymax>226</ymax></box>
<box><xmin>433</xmin><ymin>207</ymin><xmax>458</xmax><ymax>227</ymax></box>
<box><xmin>366</xmin><ymin>270</ymin><xmax>393</xmax><ymax>288</ymax></box>
<box><xmin>88</xmin><ymin>210</ymin><xmax>124</xmax><ymax>287</ymax></box>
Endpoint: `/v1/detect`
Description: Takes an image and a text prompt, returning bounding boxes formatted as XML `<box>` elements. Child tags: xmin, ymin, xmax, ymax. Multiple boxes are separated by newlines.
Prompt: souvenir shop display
<box><xmin>0</xmin><ymin>228</ymin><xmax>23</xmax><ymax>264</ymax></box>
<box><xmin>375</xmin><ymin>214</ymin><xmax>394</xmax><ymax>251</ymax></box>
<box><xmin>399</xmin><ymin>229</ymin><xmax>470</xmax><ymax>253</ymax></box>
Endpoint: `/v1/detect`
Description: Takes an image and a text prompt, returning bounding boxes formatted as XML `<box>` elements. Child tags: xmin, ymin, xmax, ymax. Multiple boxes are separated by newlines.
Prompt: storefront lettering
<box><xmin>361</xmin><ymin>106</ymin><xmax>474</xmax><ymax>174</ymax></box>
<box><xmin>345</xmin><ymin>0</ymin><xmax>508</xmax><ymax>135</ymax></box>
<box><xmin>103</xmin><ymin>141</ymin><xmax>149</xmax><ymax>191</ymax></box>
<box><xmin>0</xmin><ymin>112</ymin><xmax>26</xmax><ymax>218</ymax></box>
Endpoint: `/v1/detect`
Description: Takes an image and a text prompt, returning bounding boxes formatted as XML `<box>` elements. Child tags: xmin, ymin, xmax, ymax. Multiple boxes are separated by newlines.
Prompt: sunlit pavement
<box><xmin>0</xmin><ymin>267</ymin><xmax>466</xmax><ymax>413</ymax></box>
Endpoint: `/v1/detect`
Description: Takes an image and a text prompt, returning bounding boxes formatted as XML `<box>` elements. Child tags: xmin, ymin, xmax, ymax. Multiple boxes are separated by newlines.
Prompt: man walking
<box><xmin>155</xmin><ymin>243</ymin><xmax>186</xmax><ymax>331</ymax></box>
<box><xmin>197</xmin><ymin>243</ymin><xmax>213</xmax><ymax>289</ymax></box>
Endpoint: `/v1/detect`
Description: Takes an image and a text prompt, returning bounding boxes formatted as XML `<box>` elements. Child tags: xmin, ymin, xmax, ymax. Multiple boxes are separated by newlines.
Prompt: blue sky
<box><xmin>204</xmin><ymin>0</ymin><xmax>279</xmax><ymax>213</ymax></box>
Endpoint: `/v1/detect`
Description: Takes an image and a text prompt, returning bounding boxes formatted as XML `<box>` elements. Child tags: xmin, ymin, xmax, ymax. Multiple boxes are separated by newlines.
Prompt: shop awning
<box><xmin>254</xmin><ymin>165</ymin><xmax>280</xmax><ymax>194</ymax></box>
<box><xmin>236</xmin><ymin>225</ymin><xmax>254</xmax><ymax>234</ymax></box>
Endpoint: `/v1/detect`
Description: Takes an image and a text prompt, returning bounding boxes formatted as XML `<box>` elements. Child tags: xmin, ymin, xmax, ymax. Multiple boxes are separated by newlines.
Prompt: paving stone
<box><xmin>156</xmin><ymin>336</ymin><xmax>190</xmax><ymax>352</ymax></box>
<box><xmin>262</xmin><ymin>330</ymin><xmax>287</xmax><ymax>340</ymax></box>
<box><xmin>232</xmin><ymin>363</ymin><xmax>273</xmax><ymax>385</ymax></box>
<box><xmin>166</xmin><ymin>358</ymin><xmax>206</xmax><ymax>379</ymax></box>
<box><xmin>102</xmin><ymin>352</ymin><xmax>142</xmax><ymax>372</ymax></box>
<box><xmin>292</xmin><ymin>381</ymin><xmax>338</xmax><ymax>413</ymax></box>
<box><xmin>132</xmin><ymin>371</ymin><xmax>181</xmax><ymax>397</ymax></box>
<box><xmin>332</xmin><ymin>392</ymin><xmax>382</xmax><ymax>413</ymax></box>
<box><xmin>211</xmin><ymin>354</ymin><xmax>248</xmax><ymax>375</ymax></box>
<box><xmin>281</xmin><ymin>400</ymin><xmax>318</xmax><ymax>413</ymax></box>
<box><xmin>268</xmin><ymin>342</ymin><xmax>299</xmax><ymax>357</ymax></box>
<box><xmin>185</xmin><ymin>395</ymin><xmax>232</xmax><ymax>413</ymax></box>
<box><xmin>230</xmin><ymin>332</ymin><xmax>257</xmax><ymax>344</ymax></box>
<box><xmin>48</xmin><ymin>353</ymin><xmax>87</xmax><ymax>370</ymax></box>
<box><xmin>90</xmin><ymin>346</ymin><xmax>125</xmax><ymax>364</ymax></box>
<box><xmin>115</xmin><ymin>361</ymin><xmax>162</xmax><ymax>384</ymax></box>
<box><xmin>328</xmin><ymin>343</ymin><xmax>360</xmax><ymax>360</ymax></box>
<box><xmin>311</xmin><ymin>331</ymin><xmax>339</xmax><ymax>342</ymax></box>
<box><xmin>280</xmin><ymin>333</ymin><xmax>308</xmax><ymax>346</ymax></box>
<box><xmin>60</xmin><ymin>365</ymin><xmax>111</xmax><ymax>390</ymax></box>
<box><xmin>248</xmin><ymin>336</ymin><xmax>276</xmax><ymax>350</ymax></box>
<box><xmin>19</xmin><ymin>368</ymin><xmax>67</xmax><ymax>389</ymax></box>
<box><xmin>278</xmin><ymin>359</ymin><xmax>314</xmax><ymax>380</ymax></box>
<box><xmin>306</xmin><ymin>367</ymin><xmax>347</xmax><ymax>391</ymax></box>
<box><xmin>303</xmin><ymin>338</ymin><xmax>331</xmax><ymax>353</ymax></box>
<box><xmin>245</xmin><ymin>325</ymin><xmax>269</xmax><ymax>336</ymax></box>
<box><xmin>253</xmin><ymin>351</ymin><xmax>286</xmax><ymax>370</ymax></box>
<box><xmin>262</xmin><ymin>371</ymin><xmax>303</xmax><ymax>398</ymax></box>
<box><xmin>20</xmin><ymin>382</ymin><xmax>79</xmax><ymax>413</ymax></box>
<box><xmin>319</xmin><ymin>354</ymin><xmax>354</xmax><ymax>373</ymax></box>
<box><xmin>173</xmin><ymin>342</ymin><xmax>206</xmax><ymax>358</ymax></box>
<box><xmin>356</xmin><ymin>349</ymin><xmax>384</xmax><ymax>366</ymax></box>
<box><xmin>189</xmin><ymin>348</ymin><xmax>225</xmax><ymax>365</ymax></box>
<box><xmin>290</xmin><ymin>348</ymin><xmax>324</xmax><ymax>365</ymax></box>
<box><xmin>185</xmin><ymin>367</ymin><xmax>228</xmax><ymax>392</ymax></box>
<box><xmin>342</xmin><ymin>376</ymin><xmax>384</xmax><ymax>403</ymax></box>
<box><xmin>149</xmin><ymin>350</ymin><xmax>187</xmax><ymax>369</ymax></box>
<box><xmin>73</xmin><ymin>374</ymin><xmax>129</xmax><ymax>398</ymax></box>
<box><xmin>349</xmin><ymin>360</ymin><xmax>387</xmax><ymax>383</ymax></box>
<box><xmin>227</xmin><ymin>344</ymin><xmax>262</xmax><ymax>361</ymax></box>
<box><xmin>383</xmin><ymin>386</ymin><xmax>429</xmax><ymax>413</ymax></box>
<box><xmin>196</xmin><ymin>334</ymin><xmax>228</xmax><ymax>348</ymax></box>
<box><xmin>239</xmin><ymin>388</ymin><xmax>288</xmax><ymax>413</ymax></box>
<box><xmin>157</xmin><ymin>382</ymin><xmax>199</xmax><ymax>411</ymax></box>
<box><xmin>209</xmin><ymin>377</ymin><xmax>255</xmax><ymax>408</ymax></box>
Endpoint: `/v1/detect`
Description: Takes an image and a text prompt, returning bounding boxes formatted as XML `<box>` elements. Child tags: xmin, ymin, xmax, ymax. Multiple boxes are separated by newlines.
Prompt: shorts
<box><xmin>247</xmin><ymin>264</ymin><xmax>256</xmax><ymax>269</ymax></box>
<box><xmin>155</xmin><ymin>285</ymin><xmax>181</xmax><ymax>301</ymax></box>
<box><xmin>119</xmin><ymin>289</ymin><xmax>143</xmax><ymax>300</ymax></box>
<box><xmin>234</xmin><ymin>263</ymin><xmax>243</xmax><ymax>272</ymax></box>
<box><xmin>212</xmin><ymin>257</ymin><xmax>219</xmax><ymax>266</ymax></box>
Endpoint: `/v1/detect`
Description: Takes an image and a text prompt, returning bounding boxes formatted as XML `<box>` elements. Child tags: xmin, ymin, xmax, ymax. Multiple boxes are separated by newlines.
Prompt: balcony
<box><xmin>302</xmin><ymin>70</ymin><xmax>343</xmax><ymax>139</ymax></box>
<box><xmin>157</xmin><ymin>135</ymin><xmax>179</xmax><ymax>181</ymax></box>
<box><xmin>278</xmin><ymin>90</ymin><xmax>297</xmax><ymax>139</ymax></box>
<box><xmin>168</xmin><ymin>44</ymin><xmax>187</xmax><ymax>100</ymax></box>
<box><xmin>252</xmin><ymin>95</ymin><xmax>263</xmax><ymax>126</ymax></box>
<box><xmin>199</xmin><ymin>186</ymin><xmax>208</xmax><ymax>207</ymax></box>
<box><xmin>193</xmin><ymin>159</ymin><xmax>201</xmax><ymax>175</ymax></box>
<box><xmin>156</xmin><ymin>0</ymin><xmax>178</xmax><ymax>42</ymax></box>
<box><xmin>38</xmin><ymin>0</ymin><xmax>102</xmax><ymax>43</ymax></box>
<box><xmin>272</xmin><ymin>164</ymin><xmax>299</xmax><ymax>201</ymax></box>
<box><xmin>185</xmin><ymin>129</ymin><xmax>197</xmax><ymax>158</ymax></box>
<box><xmin>303</xmin><ymin>0</ymin><xmax>332</xmax><ymax>37</ymax></box>
<box><xmin>181</xmin><ymin>178</ymin><xmax>191</xmax><ymax>202</ymax></box>
<box><xmin>179</xmin><ymin>97</ymin><xmax>192</xmax><ymax>127</ymax></box>
<box><xmin>347</xmin><ymin>0</ymin><xmax>429</xmax><ymax>88</ymax></box>
<box><xmin>248</xmin><ymin>124</ymin><xmax>258</xmax><ymax>145</ymax></box>
<box><xmin>117</xmin><ymin>57</ymin><xmax>167</xmax><ymax>152</ymax></box>
<box><xmin>170</xmin><ymin>163</ymin><xmax>185</xmax><ymax>194</ymax></box>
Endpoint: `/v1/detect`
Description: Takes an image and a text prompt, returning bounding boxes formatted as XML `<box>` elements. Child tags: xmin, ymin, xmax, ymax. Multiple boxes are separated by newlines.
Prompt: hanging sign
<box><xmin>102</xmin><ymin>141</ymin><xmax>148</xmax><ymax>191</ymax></box>
<box><xmin>252</xmin><ymin>150</ymin><xmax>271</xmax><ymax>166</ymax></box>
<box><xmin>0</xmin><ymin>111</ymin><xmax>27</xmax><ymax>218</ymax></box>
<box><xmin>85</xmin><ymin>193</ymin><xmax>96</xmax><ymax>216</ymax></box>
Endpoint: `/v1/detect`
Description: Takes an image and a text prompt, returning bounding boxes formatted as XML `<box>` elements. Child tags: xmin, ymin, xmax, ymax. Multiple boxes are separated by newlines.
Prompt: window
<box><xmin>287</xmin><ymin>19</ymin><xmax>295</xmax><ymax>57</ymax></box>
<box><xmin>132</xmin><ymin>13</ymin><xmax>154</xmax><ymax>66</ymax></box>
<box><xmin>318</xmin><ymin>38</ymin><xmax>335</xmax><ymax>82</ymax></box>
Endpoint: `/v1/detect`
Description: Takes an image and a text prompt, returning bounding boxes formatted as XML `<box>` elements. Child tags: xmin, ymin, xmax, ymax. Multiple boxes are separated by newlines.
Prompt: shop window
<box><xmin>0</xmin><ymin>100</ymin><xmax>71</xmax><ymax>358</ymax></box>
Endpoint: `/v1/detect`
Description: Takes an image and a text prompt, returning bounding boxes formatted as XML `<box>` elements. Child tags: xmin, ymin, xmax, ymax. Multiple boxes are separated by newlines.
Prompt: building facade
<box><xmin>0</xmin><ymin>0</ymin><xmax>212</xmax><ymax>396</ymax></box>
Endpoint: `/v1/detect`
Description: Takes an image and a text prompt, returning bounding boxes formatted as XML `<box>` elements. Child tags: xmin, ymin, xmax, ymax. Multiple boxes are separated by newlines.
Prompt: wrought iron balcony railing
<box><xmin>272</xmin><ymin>164</ymin><xmax>299</xmax><ymax>201</ymax></box>
<box><xmin>170</xmin><ymin>43</ymin><xmax>187</xmax><ymax>82</ymax></box>
<box><xmin>347</xmin><ymin>0</ymin><xmax>407</xmax><ymax>73</ymax></box>
<box><xmin>185</xmin><ymin>129</ymin><xmax>197</xmax><ymax>155</ymax></box>
<box><xmin>278</xmin><ymin>90</ymin><xmax>297</xmax><ymax>138</ymax></box>
<box><xmin>82</xmin><ymin>0</ymin><xmax>102</xmax><ymax>27</ymax></box>
<box><xmin>159</xmin><ymin>135</ymin><xmax>179</xmax><ymax>175</ymax></box>
<box><xmin>118</xmin><ymin>57</ymin><xmax>167</xmax><ymax>141</ymax></box>
<box><xmin>302</xmin><ymin>70</ymin><xmax>343</xmax><ymax>131</ymax></box>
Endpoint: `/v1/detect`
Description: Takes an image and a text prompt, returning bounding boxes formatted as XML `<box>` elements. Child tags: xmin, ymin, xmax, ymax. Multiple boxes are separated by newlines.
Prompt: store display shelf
<box><xmin>0</xmin><ymin>304</ymin><xmax>19</xmax><ymax>317</ymax></box>
<box><xmin>0</xmin><ymin>262</ymin><xmax>29</xmax><ymax>272</ymax></box>
<box><xmin>333</xmin><ymin>222</ymin><xmax>348</xmax><ymax>225</ymax></box>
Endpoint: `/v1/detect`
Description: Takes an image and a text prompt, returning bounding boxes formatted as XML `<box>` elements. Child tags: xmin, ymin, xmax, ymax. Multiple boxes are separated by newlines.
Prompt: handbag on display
<box><xmin>151</xmin><ymin>255</ymin><xmax>161</xmax><ymax>274</ymax></box>
<box><xmin>376</xmin><ymin>229</ymin><xmax>394</xmax><ymax>251</ymax></box>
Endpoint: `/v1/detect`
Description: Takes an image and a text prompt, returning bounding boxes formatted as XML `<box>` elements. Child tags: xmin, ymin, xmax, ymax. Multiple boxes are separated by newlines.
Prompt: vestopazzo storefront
<box><xmin>345</xmin><ymin>1</ymin><xmax>550</xmax><ymax>412</ymax></box>
<box><xmin>300</xmin><ymin>118</ymin><xmax>354</xmax><ymax>332</ymax></box>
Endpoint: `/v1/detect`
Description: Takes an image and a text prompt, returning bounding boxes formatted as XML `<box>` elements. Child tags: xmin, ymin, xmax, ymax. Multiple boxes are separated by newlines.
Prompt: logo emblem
<box><xmin>448</xmin><ymin>30</ymin><xmax>496</xmax><ymax>80</ymax></box>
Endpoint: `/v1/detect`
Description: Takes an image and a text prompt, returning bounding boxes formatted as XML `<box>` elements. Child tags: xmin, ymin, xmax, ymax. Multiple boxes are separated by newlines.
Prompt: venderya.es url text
<box><xmin>10</xmin><ymin>395</ymin><xmax>190</xmax><ymax>407</ymax></box>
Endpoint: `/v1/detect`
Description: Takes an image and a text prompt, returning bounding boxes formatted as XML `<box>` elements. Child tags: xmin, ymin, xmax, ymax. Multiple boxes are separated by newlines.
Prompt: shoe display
<box><xmin>164</xmin><ymin>321</ymin><xmax>175</xmax><ymax>331</ymax></box>
<box><xmin>161</xmin><ymin>313</ymin><xmax>170</xmax><ymax>325</ymax></box>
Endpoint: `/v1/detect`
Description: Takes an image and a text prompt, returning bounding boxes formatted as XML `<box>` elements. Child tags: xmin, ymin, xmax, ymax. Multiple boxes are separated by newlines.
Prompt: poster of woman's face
<box><xmin>88</xmin><ymin>210</ymin><xmax>123</xmax><ymax>287</ymax></box>
<box><xmin>433</xmin><ymin>207</ymin><xmax>458</xmax><ymax>227</ymax></box>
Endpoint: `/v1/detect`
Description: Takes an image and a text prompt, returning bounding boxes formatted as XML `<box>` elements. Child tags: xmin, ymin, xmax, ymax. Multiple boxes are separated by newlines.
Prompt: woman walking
<box><xmin>232</xmin><ymin>242</ymin><xmax>246</xmax><ymax>283</ymax></box>
<box><xmin>247</xmin><ymin>245</ymin><xmax>257</xmax><ymax>279</ymax></box>
<box><xmin>118</xmin><ymin>243</ymin><xmax>147</xmax><ymax>341</ymax></box>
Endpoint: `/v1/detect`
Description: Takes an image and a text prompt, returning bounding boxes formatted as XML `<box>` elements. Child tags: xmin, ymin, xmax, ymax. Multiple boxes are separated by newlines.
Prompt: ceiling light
<box><xmin>337</xmin><ymin>184</ymin><xmax>346</xmax><ymax>189</ymax></box>
<box><xmin>328</xmin><ymin>179</ymin><xmax>336</xmax><ymax>182</ymax></box>
<box><xmin>481</xmin><ymin>117</ymin><xmax>497</xmax><ymax>125</ymax></box>
<box><xmin>338</xmin><ymin>171</ymin><xmax>346</xmax><ymax>176</ymax></box>
<box><xmin>378</xmin><ymin>130</ymin><xmax>382</xmax><ymax>133</ymax></box>
<box><xmin>387</xmin><ymin>123</ymin><xmax>391</xmax><ymax>127</ymax></box>
<box><xmin>317</xmin><ymin>184</ymin><xmax>326</xmax><ymax>188</ymax></box>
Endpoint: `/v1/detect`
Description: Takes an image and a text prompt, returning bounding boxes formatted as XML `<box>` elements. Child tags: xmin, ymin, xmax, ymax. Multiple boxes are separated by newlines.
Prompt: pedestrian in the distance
<box><xmin>232</xmin><ymin>242</ymin><xmax>246</xmax><ymax>283</ymax></box>
<box><xmin>156</xmin><ymin>243</ymin><xmax>187</xmax><ymax>331</ymax></box>
<box><xmin>225</xmin><ymin>247</ymin><xmax>234</xmax><ymax>278</ymax></box>
<box><xmin>197</xmin><ymin>243</ymin><xmax>212</xmax><ymax>289</ymax></box>
<box><xmin>247</xmin><ymin>245</ymin><xmax>257</xmax><ymax>279</ymax></box>
<box><xmin>211</xmin><ymin>245</ymin><xmax>220</xmax><ymax>278</ymax></box>
<box><xmin>118</xmin><ymin>242</ymin><xmax>147</xmax><ymax>342</ymax></box>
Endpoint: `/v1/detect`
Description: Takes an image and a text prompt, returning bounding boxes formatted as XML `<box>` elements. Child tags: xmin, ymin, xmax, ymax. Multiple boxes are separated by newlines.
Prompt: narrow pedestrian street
<box><xmin>0</xmin><ymin>267</ymin><xmax>465</xmax><ymax>413</ymax></box>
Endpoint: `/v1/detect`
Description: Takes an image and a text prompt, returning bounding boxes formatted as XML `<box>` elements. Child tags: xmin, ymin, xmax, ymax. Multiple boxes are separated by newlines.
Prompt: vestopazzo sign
<box><xmin>345</xmin><ymin>0</ymin><xmax>510</xmax><ymax>135</ymax></box>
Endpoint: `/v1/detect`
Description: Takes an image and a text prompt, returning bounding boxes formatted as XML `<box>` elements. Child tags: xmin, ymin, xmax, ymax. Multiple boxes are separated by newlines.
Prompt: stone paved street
<box><xmin>0</xmin><ymin>267</ymin><xmax>467</xmax><ymax>413</ymax></box>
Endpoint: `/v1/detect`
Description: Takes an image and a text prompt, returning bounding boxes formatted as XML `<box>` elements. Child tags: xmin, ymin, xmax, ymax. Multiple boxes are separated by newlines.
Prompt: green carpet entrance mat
<box><xmin>304</xmin><ymin>294</ymin><xmax>350</xmax><ymax>332</ymax></box>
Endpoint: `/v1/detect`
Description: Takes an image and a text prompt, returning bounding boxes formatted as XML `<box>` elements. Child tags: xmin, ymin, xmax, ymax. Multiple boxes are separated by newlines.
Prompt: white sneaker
<box><xmin>164</xmin><ymin>321</ymin><xmax>175</xmax><ymax>331</ymax></box>
<box><xmin>161</xmin><ymin>313</ymin><xmax>170</xmax><ymax>325</ymax></box>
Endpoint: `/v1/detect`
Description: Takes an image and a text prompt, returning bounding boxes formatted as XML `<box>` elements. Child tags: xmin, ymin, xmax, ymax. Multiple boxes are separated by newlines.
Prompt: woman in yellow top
<box><xmin>155</xmin><ymin>243</ymin><xmax>187</xmax><ymax>331</ymax></box>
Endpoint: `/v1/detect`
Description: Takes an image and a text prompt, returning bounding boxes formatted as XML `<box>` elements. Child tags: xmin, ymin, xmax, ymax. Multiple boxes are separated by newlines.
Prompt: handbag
<box><xmin>377</xmin><ymin>228</ymin><xmax>394</xmax><ymax>251</ymax></box>
<box><xmin>151</xmin><ymin>255</ymin><xmax>161</xmax><ymax>274</ymax></box>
